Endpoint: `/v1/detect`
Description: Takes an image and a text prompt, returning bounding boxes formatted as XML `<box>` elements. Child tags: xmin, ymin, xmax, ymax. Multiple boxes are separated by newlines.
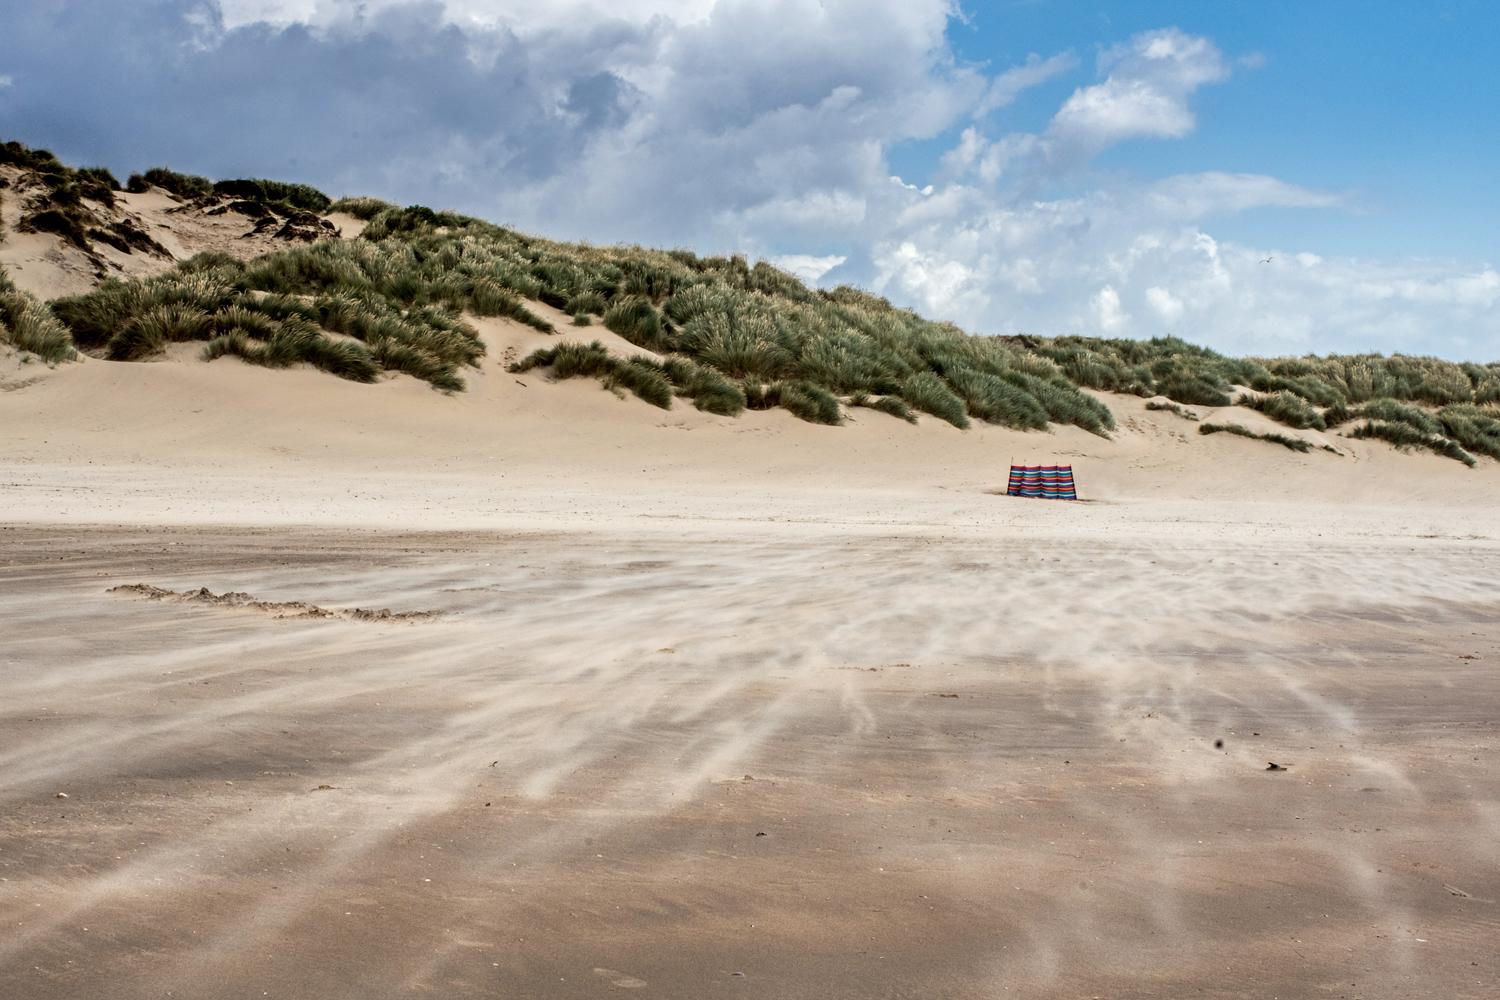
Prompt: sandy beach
<box><xmin>6</xmin><ymin>4</ymin><xmax>1499</xmax><ymax>995</ymax></box>
<box><xmin>3</xmin><ymin>324</ymin><xmax>1498</xmax><ymax>999</ymax></box>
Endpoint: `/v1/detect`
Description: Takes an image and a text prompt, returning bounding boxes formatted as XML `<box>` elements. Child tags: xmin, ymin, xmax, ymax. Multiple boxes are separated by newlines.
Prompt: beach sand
<box><xmin>2</xmin><ymin>315</ymin><xmax>1498</xmax><ymax>998</ymax></box>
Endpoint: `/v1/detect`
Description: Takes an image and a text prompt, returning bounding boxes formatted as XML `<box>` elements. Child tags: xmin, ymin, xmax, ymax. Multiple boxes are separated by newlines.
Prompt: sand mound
<box><xmin>0</xmin><ymin>163</ymin><xmax>353</xmax><ymax>301</ymax></box>
<box><xmin>107</xmin><ymin>583</ymin><xmax>439</xmax><ymax>623</ymax></box>
<box><xmin>0</xmin><ymin>317</ymin><xmax>1494</xmax><ymax>531</ymax></box>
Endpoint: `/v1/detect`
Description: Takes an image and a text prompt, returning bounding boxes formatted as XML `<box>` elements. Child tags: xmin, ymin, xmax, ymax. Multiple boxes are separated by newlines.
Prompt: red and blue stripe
<box><xmin>1006</xmin><ymin>464</ymin><xmax>1078</xmax><ymax>500</ymax></box>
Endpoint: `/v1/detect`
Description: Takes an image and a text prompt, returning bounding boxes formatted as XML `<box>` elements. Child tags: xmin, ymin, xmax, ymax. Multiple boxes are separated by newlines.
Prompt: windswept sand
<box><xmin>2</xmin><ymin>316</ymin><xmax>1498</xmax><ymax>998</ymax></box>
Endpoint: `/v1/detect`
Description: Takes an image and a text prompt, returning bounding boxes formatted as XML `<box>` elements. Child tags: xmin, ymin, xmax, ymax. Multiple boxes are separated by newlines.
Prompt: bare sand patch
<box><xmin>2</xmin><ymin>523</ymin><xmax>1498</xmax><ymax>999</ymax></box>
<box><xmin>1</xmin><ymin>342</ymin><xmax>1498</xmax><ymax>998</ymax></box>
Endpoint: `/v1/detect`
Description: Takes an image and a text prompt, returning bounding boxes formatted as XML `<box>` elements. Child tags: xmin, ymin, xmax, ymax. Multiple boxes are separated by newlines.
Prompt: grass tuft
<box><xmin>943</xmin><ymin>367</ymin><xmax>1048</xmax><ymax>430</ymax></box>
<box><xmin>1199</xmin><ymin>422</ymin><xmax>1312</xmax><ymax>453</ymax></box>
<box><xmin>740</xmin><ymin>379</ymin><xmax>841</xmax><ymax>424</ymax></box>
<box><xmin>0</xmin><ymin>271</ymin><xmax>77</xmax><ymax>362</ymax></box>
<box><xmin>509</xmin><ymin>341</ymin><xmax>673</xmax><ymax>409</ymax></box>
<box><xmin>1145</xmin><ymin>400</ymin><xmax>1198</xmax><ymax>421</ymax></box>
<box><xmin>775</xmin><ymin>380</ymin><xmax>842</xmax><ymax>425</ymax></box>
<box><xmin>1242</xmin><ymin>390</ymin><xmax>1326</xmax><ymax>430</ymax></box>
<box><xmin>368</xmin><ymin>339</ymin><xmax>464</xmax><ymax>392</ymax></box>
<box><xmin>564</xmin><ymin>291</ymin><xmax>607</xmax><ymax>316</ymax></box>
<box><xmin>1436</xmin><ymin>404</ymin><xmax>1500</xmax><ymax>460</ymax></box>
<box><xmin>213</xmin><ymin>179</ymin><xmax>331</xmax><ymax>213</ymax></box>
<box><xmin>603</xmin><ymin>296</ymin><xmax>665</xmax><ymax>350</ymax></box>
<box><xmin>328</xmin><ymin>196</ymin><xmax>395</xmax><ymax>220</ymax></box>
<box><xmin>660</xmin><ymin>356</ymin><xmax>746</xmax><ymax>415</ymax></box>
<box><xmin>900</xmin><ymin>371</ymin><xmax>970</xmax><ymax>428</ymax></box>
<box><xmin>1350</xmin><ymin>420</ymin><xmax>1475</xmax><ymax>467</ymax></box>
<box><xmin>127</xmin><ymin>167</ymin><xmax>214</xmax><ymax>200</ymax></box>
<box><xmin>849</xmin><ymin>393</ymin><xmax>917</xmax><ymax>423</ymax></box>
<box><xmin>203</xmin><ymin>324</ymin><xmax>381</xmax><ymax>382</ymax></box>
<box><xmin>1322</xmin><ymin>402</ymin><xmax>1357</xmax><ymax>428</ymax></box>
<box><xmin>106</xmin><ymin>304</ymin><xmax>212</xmax><ymax>359</ymax></box>
<box><xmin>1357</xmin><ymin>397</ymin><xmax>1442</xmax><ymax>436</ymax></box>
<box><xmin>1158</xmin><ymin>373</ymin><xmax>1232</xmax><ymax>407</ymax></box>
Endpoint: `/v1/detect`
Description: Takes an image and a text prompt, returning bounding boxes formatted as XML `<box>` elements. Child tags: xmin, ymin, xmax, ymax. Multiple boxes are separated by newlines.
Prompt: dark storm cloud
<box><xmin>0</xmin><ymin>0</ymin><xmax>648</xmax><ymax>205</ymax></box>
<box><xmin>0</xmin><ymin>0</ymin><xmax>972</xmax><ymax>249</ymax></box>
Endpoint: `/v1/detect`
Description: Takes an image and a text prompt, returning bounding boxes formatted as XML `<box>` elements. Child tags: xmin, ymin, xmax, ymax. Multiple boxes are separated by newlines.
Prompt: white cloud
<box><xmin>216</xmin><ymin>0</ymin><xmax>719</xmax><ymax>32</ymax></box>
<box><xmin>769</xmin><ymin>253</ymin><xmax>847</xmax><ymax>283</ymax></box>
<box><xmin>1147</xmin><ymin>172</ymin><xmax>1343</xmax><ymax>218</ymax></box>
<box><xmin>1145</xmin><ymin>286</ymin><xmax>1184</xmax><ymax>323</ymax></box>
<box><xmin>856</xmin><ymin>191</ymin><xmax>1499</xmax><ymax>356</ymax></box>
<box><xmin>891</xmin><ymin>175</ymin><xmax>934</xmax><ymax>196</ymax></box>
<box><xmin>1371</xmin><ymin>268</ymin><xmax>1500</xmax><ymax>308</ymax></box>
<box><xmin>1054</xmin><ymin>78</ymin><xmax>1195</xmax><ymax>144</ymax></box>
<box><xmin>975</xmin><ymin>51</ymin><xmax>1077</xmax><ymax>115</ymax></box>
<box><xmin>872</xmin><ymin>240</ymin><xmax>989</xmax><ymax>320</ymax></box>
<box><xmin>1092</xmin><ymin>285</ymin><xmax>1127</xmax><ymax>331</ymax></box>
<box><xmin>2</xmin><ymin>7</ymin><xmax>1493</xmax><ymax>358</ymax></box>
<box><xmin>736</xmin><ymin>190</ymin><xmax>869</xmax><ymax>231</ymax></box>
<box><xmin>1047</xmin><ymin>28</ymin><xmax>1229</xmax><ymax>159</ymax></box>
<box><xmin>942</xmin><ymin>28</ymin><xmax>1238</xmax><ymax>189</ymax></box>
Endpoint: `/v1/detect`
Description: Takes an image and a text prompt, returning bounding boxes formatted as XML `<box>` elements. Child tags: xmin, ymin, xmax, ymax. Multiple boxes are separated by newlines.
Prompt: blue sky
<box><xmin>1</xmin><ymin>1</ymin><xmax>1496</xmax><ymax>358</ymax></box>
<box><xmin>929</xmin><ymin>1</ymin><xmax>1500</xmax><ymax>261</ymax></box>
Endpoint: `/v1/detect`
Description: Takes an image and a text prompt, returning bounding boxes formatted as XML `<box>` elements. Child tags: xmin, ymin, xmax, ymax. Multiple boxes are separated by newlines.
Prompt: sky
<box><xmin>2</xmin><ymin>1</ymin><xmax>1497</xmax><ymax>359</ymax></box>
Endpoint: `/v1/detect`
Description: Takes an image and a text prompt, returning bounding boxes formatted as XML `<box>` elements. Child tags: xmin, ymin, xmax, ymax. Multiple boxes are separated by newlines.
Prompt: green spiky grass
<box><xmin>1199</xmin><ymin>422</ymin><xmax>1312</xmax><ymax>453</ymax></box>
<box><xmin>1242</xmin><ymin>390</ymin><xmax>1326</xmax><ymax>430</ymax></box>
<box><xmin>660</xmin><ymin>356</ymin><xmax>746</xmax><ymax>416</ymax></box>
<box><xmin>203</xmin><ymin>325</ymin><xmax>380</xmax><ymax>382</ymax></box>
<box><xmin>509</xmin><ymin>342</ymin><xmax>673</xmax><ymax>409</ymax></box>
<box><xmin>1350</xmin><ymin>420</ymin><xmax>1475</xmax><ymax>467</ymax></box>
<box><xmin>7</xmin><ymin>139</ymin><xmax>1495</xmax><ymax>458</ymax></box>
<box><xmin>0</xmin><ymin>271</ymin><xmax>76</xmax><ymax>362</ymax></box>
<box><xmin>849</xmin><ymin>392</ymin><xmax>918</xmax><ymax>424</ymax></box>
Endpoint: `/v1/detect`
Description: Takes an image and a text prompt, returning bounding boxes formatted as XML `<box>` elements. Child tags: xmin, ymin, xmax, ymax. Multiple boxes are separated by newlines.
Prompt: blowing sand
<box><xmin>2</xmin><ymin>318</ymin><xmax>1498</xmax><ymax>998</ymax></box>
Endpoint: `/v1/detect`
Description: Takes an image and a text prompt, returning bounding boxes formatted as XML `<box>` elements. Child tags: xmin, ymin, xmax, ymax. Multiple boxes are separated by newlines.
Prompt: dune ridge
<box><xmin>4</xmin><ymin>138</ymin><xmax>1498</xmax><ymax>473</ymax></box>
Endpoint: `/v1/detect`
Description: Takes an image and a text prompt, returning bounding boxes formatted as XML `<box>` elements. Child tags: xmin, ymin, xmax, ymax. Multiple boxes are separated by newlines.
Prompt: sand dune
<box><xmin>0</xmin><ymin>164</ymin><xmax>354</xmax><ymax>302</ymax></box>
<box><xmin>2</xmin><ymin>264</ymin><xmax>1499</xmax><ymax>998</ymax></box>
<box><xmin>2</xmin><ymin>298</ymin><xmax>1494</xmax><ymax>532</ymax></box>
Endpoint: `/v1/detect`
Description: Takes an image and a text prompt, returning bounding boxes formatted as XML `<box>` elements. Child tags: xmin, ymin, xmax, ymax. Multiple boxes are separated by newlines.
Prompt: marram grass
<box><xmin>0</xmin><ymin>271</ymin><xmax>76</xmax><ymax>362</ymax></box>
<box><xmin>3</xmin><ymin>138</ymin><xmax>1498</xmax><ymax>453</ymax></box>
<box><xmin>509</xmin><ymin>341</ymin><xmax>673</xmax><ymax>409</ymax></box>
<box><xmin>1199</xmin><ymin>422</ymin><xmax>1312</xmax><ymax>453</ymax></box>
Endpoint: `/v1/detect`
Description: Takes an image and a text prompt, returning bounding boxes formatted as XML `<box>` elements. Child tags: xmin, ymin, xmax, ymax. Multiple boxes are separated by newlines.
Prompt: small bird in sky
<box><xmin>1260</xmin><ymin>256</ymin><xmax>1274</xmax><ymax>264</ymax></box>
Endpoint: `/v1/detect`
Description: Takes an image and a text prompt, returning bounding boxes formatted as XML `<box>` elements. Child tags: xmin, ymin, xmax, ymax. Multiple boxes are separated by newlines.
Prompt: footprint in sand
<box><xmin>593</xmin><ymin>967</ymin><xmax>648</xmax><ymax>989</ymax></box>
